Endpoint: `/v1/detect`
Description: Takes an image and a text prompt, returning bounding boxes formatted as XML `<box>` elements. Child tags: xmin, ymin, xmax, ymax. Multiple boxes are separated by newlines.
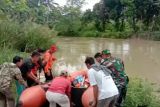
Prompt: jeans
<box><xmin>97</xmin><ymin>95</ymin><xmax>118</xmax><ymax>107</ymax></box>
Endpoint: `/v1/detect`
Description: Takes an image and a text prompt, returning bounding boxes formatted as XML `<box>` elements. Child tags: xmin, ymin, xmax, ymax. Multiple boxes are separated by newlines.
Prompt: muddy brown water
<box><xmin>54</xmin><ymin>37</ymin><xmax>160</xmax><ymax>86</ymax></box>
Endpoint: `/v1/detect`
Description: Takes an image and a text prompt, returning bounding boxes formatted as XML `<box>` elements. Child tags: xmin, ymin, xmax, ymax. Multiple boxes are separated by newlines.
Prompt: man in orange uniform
<box><xmin>43</xmin><ymin>45</ymin><xmax>57</xmax><ymax>82</ymax></box>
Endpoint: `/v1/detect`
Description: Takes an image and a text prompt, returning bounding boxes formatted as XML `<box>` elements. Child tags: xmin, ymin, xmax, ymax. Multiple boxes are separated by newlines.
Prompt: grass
<box><xmin>0</xmin><ymin>48</ymin><xmax>28</xmax><ymax>64</ymax></box>
<box><xmin>124</xmin><ymin>78</ymin><xmax>160</xmax><ymax>107</ymax></box>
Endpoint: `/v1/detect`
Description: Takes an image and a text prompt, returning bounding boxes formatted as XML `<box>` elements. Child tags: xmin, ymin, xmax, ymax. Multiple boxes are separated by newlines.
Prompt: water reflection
<box><xmin>55</xmin><ymin>37</ymin><xmax>160</xmax><ymax>85</ymax></box>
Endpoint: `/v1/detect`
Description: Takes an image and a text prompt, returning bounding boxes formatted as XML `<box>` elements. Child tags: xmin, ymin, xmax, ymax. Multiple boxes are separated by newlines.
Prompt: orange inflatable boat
<box><xmin>19</xmin><ymin>85</ymin><xmax>46</xmax><ymax>107</ymax></box>
<box><xmin>19</xmin><ymin>70</ymin><xmax>93</xmax><ymax>107</ymax></box>
<box><xmin>81</xmin><ymin>87</ymin><xmax>94</xmax><ymax>107</ymax></box>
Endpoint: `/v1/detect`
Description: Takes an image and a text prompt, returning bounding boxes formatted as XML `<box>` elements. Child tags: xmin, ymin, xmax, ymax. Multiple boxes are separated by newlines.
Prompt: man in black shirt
<box><xmin>20</xmin><ymin>51</ymin><xmax>41</xmax><ymax>87</ymax></box>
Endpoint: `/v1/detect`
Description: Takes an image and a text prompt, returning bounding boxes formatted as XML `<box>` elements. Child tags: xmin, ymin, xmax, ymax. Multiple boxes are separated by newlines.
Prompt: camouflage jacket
<box><xmin>0</xmin><ymin>63</ymin><xmax>27</xmax><ymax>91</ymax></box>
<box><xmin>101</xmin><ymin>57</ymin><xmax>128</xmax><ymax>87</ymax></box>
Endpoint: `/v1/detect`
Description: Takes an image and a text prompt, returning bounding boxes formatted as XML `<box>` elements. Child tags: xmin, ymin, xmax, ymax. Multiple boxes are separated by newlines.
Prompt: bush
<box><xmin>57</xmin><ymin>30</ymin><xmax>79</xmax><ymax>37</ymax></box>
<box><xmin>0</xmin><ymin>20</ymin><xmax>22</xmax><ymax>48</ymax></box>
<box><xmin>0</xmin><ymin>48</ymin><xmax>28</xmax><ymax>64</ymax></box>
<box><xmin>16</xmin><ymin>22</ymin><xmax>55</xmax><ymax>52</ymax></box>
<box><xmin>80</xmin><ymin>31</ymin><xmax>101</xmax><ymax>37</ymax></box>
<box><xmin>0</xmin><ymin>20</ymin><xmax>55</xmax><ymax>52</ymax></box>
<box><xmin>124</xmin><ymin>78</ymin><xmax>160</xmax><ymax>107</ymax></box>
<box><xmin>101</xmin><ymin>31</ymin><xmax>132</xmax><ymax>39</ymax></box>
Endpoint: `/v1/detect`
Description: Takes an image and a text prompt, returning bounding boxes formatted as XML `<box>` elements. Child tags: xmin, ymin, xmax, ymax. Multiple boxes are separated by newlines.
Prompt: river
<box><xmin>54</xmin><ymin>37</ymin><xmax>160</xmax><ymax>86</ymax></box>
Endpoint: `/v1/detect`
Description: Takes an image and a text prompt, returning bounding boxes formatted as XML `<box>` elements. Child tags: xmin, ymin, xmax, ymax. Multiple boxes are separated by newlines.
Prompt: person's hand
<box><xmin>46</xmin><ymin>71</ymin><xmax>51</xmax><ymax>76</ymax></box>
<box><xmin>35</xmin><ymin>79</ymin><xmax>42</xmax><ymax>85</ymax></box>
<box><xmin>89</xmin><ymin>100</ymin><xmax>96</xmax><ymax>107</ymax></box>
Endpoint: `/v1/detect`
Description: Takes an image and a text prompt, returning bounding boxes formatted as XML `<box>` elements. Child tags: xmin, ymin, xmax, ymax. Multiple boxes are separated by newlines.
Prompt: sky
<box><xmin>54</xmin><ymin>0</ymin><xmax>100</xmax><ymax>11</ymax></box>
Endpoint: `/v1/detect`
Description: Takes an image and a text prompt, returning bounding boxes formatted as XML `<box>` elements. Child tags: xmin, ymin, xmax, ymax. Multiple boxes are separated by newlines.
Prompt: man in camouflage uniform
<box><xmin>101</xmin><ymin>49</ymin><xmax>129</xmax><ymax>107</ymax></box>
<box><xmin>0</xmin><ymin>62</ymin><xmax>27</xmax><ymax>107</ymax></box>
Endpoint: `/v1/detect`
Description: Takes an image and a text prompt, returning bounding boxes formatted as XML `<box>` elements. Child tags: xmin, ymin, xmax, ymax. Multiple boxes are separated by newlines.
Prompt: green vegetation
<box><xmin>0</xmin><ymin>48</ymin><xmax>28</xmax><ymax>64</ymax></box>
<box><xmin>0</xmin><ymin>1</ymin><xmax>160</xmax><ymax>106</ymax></box>
<box><xmin>0</xmin><ymin>20</ymin><xmax>54</xmax><ymax>64</ymax></box>
<box><xmin>124</xmin><ymin>78</ymin><xmax>160</xmax><ymax>107</ymax></box>
<box><xmin>1</xmin><ymin>0</ymin><xmax>160</xmax><ymax>39</ymax></box>
<box><xmin>0</xmin><ymin>20</ymin><xmax>54</xmax><ymax>52</ymax></box>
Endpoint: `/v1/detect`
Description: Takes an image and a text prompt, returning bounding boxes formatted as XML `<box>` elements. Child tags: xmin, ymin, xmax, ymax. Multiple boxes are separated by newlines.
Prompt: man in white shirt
<box><xmin>85</xmin><ymin>57</ymin><xmax>119</xmax><ymax>107</ymax></box>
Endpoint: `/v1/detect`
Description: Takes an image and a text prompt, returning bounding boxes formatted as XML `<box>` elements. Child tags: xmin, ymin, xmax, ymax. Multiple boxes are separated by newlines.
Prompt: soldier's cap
<box><xmin>102</xmin><ymin>49</ymin><xmax>111</xmax><ymax>55</ymax></box>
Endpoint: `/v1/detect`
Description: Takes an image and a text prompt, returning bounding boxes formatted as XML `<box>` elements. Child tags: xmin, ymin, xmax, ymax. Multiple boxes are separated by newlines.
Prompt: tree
<box><xmin>54</xmin><ymin>0</ymin><xmax>85</xmax><ymax>36</ymax></box>
<box><xmin>92</xmin><ymin>2</ymin><xmax>109</xmax><ymax>32</ymax></box>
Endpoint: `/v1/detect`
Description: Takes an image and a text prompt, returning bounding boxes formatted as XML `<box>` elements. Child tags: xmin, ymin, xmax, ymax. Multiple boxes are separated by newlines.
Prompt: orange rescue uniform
<box><xmin>43</xmin><ymin>50</ymin><xmax>56</xmax><ymax>73</ymax></box>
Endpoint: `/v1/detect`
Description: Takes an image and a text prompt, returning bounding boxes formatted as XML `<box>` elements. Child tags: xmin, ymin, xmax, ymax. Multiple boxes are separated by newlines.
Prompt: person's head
<box><xmin>37</xmin><ymin>48</ymin><xmax>46</xmax><ymax>55</ymax></box>
<box><xmin>49</xmin><ymin>45</ymin><xmax>57</xmax><ymax>53</ymax></box>
<box><xmin>94</xmin><ymin>52</ymin><xmax>102</xmax><ymax>63</ymax></box>
<box><xmin>85</xmin><ymin>57</ymin><xmax>95</xmax><ymax>69</ymax></box>
<box><xmin>31</xmin><ymin>51</ymin><xmax>41</xmax><ymax>63</ymax></box>
<box><xmin>102</xmin><ymin>49</ymin><xmax>111</xmax><ymax>59</ymax></box>
<box><xmin>60</xmin><ymin>70</ymin><xmax>68</xmax><ymax>77</ymax></box>
<box><xmin>13</xmin><ymin>56</ymin><xmax>23</xmax><ymax>67</ymax></box>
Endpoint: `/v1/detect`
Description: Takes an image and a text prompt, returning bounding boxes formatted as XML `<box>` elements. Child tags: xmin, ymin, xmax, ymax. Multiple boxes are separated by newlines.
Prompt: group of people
<box><xmin>0</xmin><ymin>45</ymin><xmax>57</xmax><ymax>107</ymax></box>
<box><xmin>0</xmin><ymin>45</ymin><xmax>128</xmax><ymax>107</ymax></box>
<box><xmin>85</xmin><ymin>49</ymin><xmax>129</xmax><ymax>107</ymax></box>
<box><xmin>45</xmin><ymin>49</ymin><xmax>129</xmax><ymax>107</ymax></box>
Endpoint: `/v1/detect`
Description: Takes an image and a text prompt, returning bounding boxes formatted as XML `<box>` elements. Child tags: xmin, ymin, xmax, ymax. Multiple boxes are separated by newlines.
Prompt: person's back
<box><xmin>102</xmin><ymin>57</ymin><xmax>128</xmax><ymax>87</ymax></box>
<box><xmin>85</xmin><ymin>57</ymin><xmax>118</xmax><ymax>107</ymax></box>
<box><xmin>0</xmin><ymin>63</ymin><xmax>21</xmax><ymax>90</ymax></box>
<box><xmin>88</xmin><ymin>65</ymin><xmax>119</xmax><ymax>100</ymax></box>
<box><xmin>48</xmin><ymin>76</ymin><xmax>71</xmax><ymax>95</ymax></box>
<box><xmin>0</xmin><ymin>62</ymin><xmax>27</xmax><ymax>107</ymax></box>
<box><xmin>46</xmin><ymin>70</ymin><xmax>71</xmax><ymax>107</ymax></box>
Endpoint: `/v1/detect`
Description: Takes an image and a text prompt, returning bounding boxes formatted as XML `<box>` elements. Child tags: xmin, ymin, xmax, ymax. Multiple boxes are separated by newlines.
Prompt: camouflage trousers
<box><xmin>0</xmin><ymin>88</ymin><xmax>15</xmax><ymax>107</ymax></box>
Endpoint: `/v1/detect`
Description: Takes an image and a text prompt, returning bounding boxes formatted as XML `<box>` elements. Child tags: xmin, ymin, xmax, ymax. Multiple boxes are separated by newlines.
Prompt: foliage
<box><xmin>80</xmin><ymin>0</ymin><xmax>160</xmax><ymax>39</ymax></box>
<box><xmin>0</xmin><ymin>20</ymin><xmax>54</xmax><ymax>52</ymax></box>
<box><xmin>0</xmin><ymin>48</ymin><xmax>28</xmax><ymax>64</ymax></box>
<box><xmin>124</xmin><ymin>78</ymin><xmax>160</xmax><ymax>107</ymax></box>
<box><xmin>55</xmin><ymin>0</ymin><xmax>84</xmax><ymax>36</ymax></box>
<box><xmin>1</xmin><ymin>0</ymin><xmax>160</xmax><ymax>39</ymax></box>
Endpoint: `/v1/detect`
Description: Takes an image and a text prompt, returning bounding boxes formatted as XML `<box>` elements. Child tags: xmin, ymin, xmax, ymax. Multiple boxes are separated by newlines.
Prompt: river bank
<box><xmin>57</xmin><ymin>31</ymin><xmax>160</xmax><ymax>41</ymax></box>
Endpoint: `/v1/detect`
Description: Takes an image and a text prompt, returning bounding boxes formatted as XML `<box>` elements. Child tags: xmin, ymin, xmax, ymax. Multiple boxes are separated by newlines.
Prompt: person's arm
<box><xmin>91</xmin><ymin>85</ymin><xmax>98</xmax><ymax>107</ymax></box>
<box><xmin>15</xmin><ymin>74</ymin><xmax>28</xmax><ymax>88</ymax></box>
<box><xmin>13</xmin><ymin>67</ymin><xmax>28</xmax><ymax>88</ymax></box>
<box><xmin>27</xmin><ymin>71</ymin><xmax>40</xmax><ymax>84</ymax></box>
<box><xmin>26</xmin><ymin>62</ymin><xmax>41</xmax><ymax>84</ymax></box>
<box><xmin>88</xmin><ymin>69</ymin><xmax>98</xmax><ymax>107</ymax></box>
